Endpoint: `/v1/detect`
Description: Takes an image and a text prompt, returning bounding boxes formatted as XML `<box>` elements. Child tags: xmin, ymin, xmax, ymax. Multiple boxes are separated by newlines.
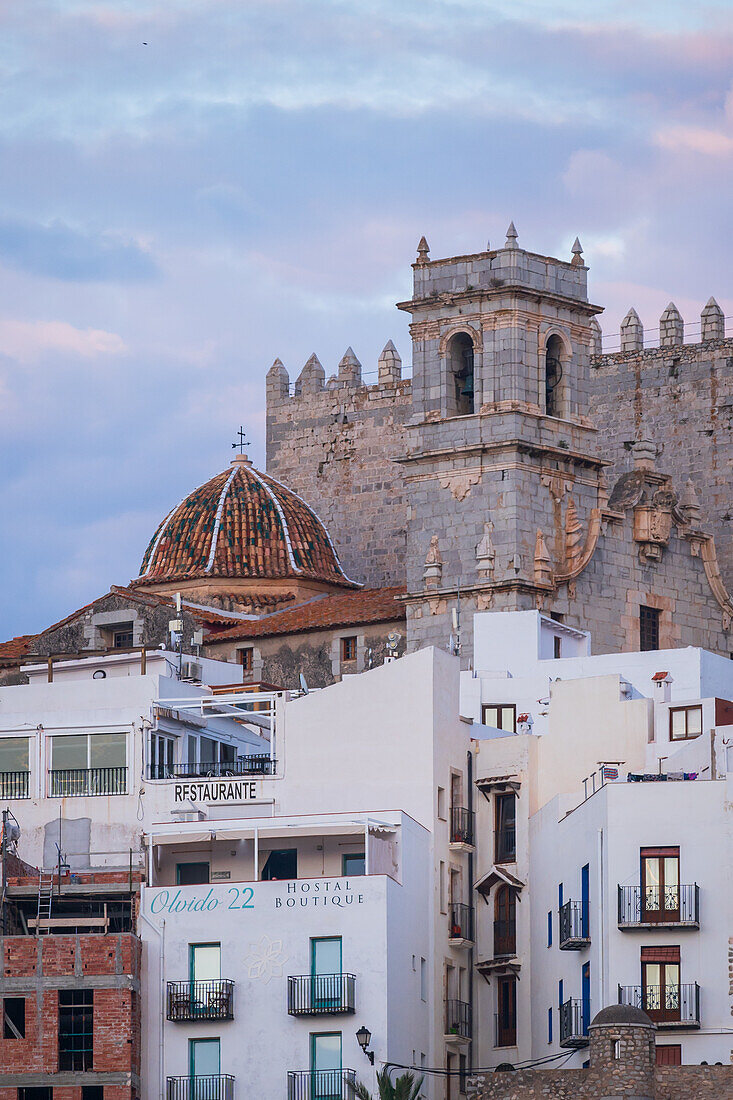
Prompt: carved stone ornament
<box><xmin>439</xmin><ymin>470</ymin><xmax>481</xmax><ymax>501</ymax></box>
<box><xmin>534</xmin><ymin>530</ymin><xmax>554</xmax><ymax>587</ymax></box>
<box><xmin>541</xmin><ymin>472</ymin><xmax>573</xmax><ymax>504</ymax></box>
<box><xmin>633</xmin><ymin>489</ymin><xmax>674</xmax><ymax>563</ymax></box>
<box><xmin>423</xmin><ymin>535</ymin><xmax>443</xmax><ymax>589</ymax></box>
<box><xmin>565</xmin><ymin>497</ymin><xmax>584</xmax><ymax>571</ymax></box>
<box><xmin>476</xmin><ymin>521</ymin><xmax>495</xmax><ymax>579</ymax></box>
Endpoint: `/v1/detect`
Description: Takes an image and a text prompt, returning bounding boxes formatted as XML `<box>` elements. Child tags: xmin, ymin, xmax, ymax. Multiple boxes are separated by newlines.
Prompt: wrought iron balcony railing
<box><xmin>495</xmin><ymin>825</ymin><xmax>516</xmax><ymax>864</ymax></box>
<box><xmin>287</xmin><ymin>973</ymin><xmax>356</xmax><ymax>1016</ymax></box>
<box><xmin>559</xmin><ymin>900</ymin><xmax>590</xmax><ymax>949</ymax></box>
<box><xmin>494</xmin><ymin>1011</ymin><xmax>517</xmax><ymax>1048</ymax></box>
<box><xmin>0</xmin><ymin>771</ymin><xmax>30</xmax><ymax>799</ymax></box>
<box><xmin>148</xmin><ymin>756</ymin><xmax>276</xmax><ymax>779</ymax></box>
<box><xmin>49</xmin><ymin>766</ymin><xmax>127</xmax><ymax>797</ymax></box>
<box><xmin>445</xmin><ymin>998</ymin><xmax>472</xmax><ymax>1040</ymax></box>
<box><xmin>559</xmin><ymin>997</ymin><xmax>589</xmax><ymax>1048</ymax></box>
<box><xmin>493</xmin><ymin>918</ymin><xmax>516</xmax><ymax>958</ymax></box>
<box><xmin>166</xmin><ymin>1075</ymin><xmax>234</xmax><ymax>1100</ymax></box>
<box><xmin>166</xmin><ymin>980</ymin><xmax>234</xmax><ymax>1022</ymax></box>
<box><xmin>617</xmin><ymin>884</ymin><xmax>699</xmax><ymax>928</ymax></box>
<box><xmin>449</xmin><ymin>902</ymin><xmax>474</xmax><ymax>943</ymax></box>
<box><xmin>618</xmin><ymin>983</ymin><xmax>700</xmax><ymax>1027</ymax></box>
<box><xmin>287</xmin><ymin>1070</ymin><xmax>357</xmax><ymax>1099</ymax></box>
<box><xmin>450</xmin><ymin>805</ymin><xmax>475</xmax><ymax>846</ymax></box>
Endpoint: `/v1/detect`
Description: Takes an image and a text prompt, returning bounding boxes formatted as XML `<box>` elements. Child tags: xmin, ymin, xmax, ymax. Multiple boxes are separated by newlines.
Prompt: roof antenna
<box><xmin>449</xmin><ymin>582</ymin><xmax>461</xmax><ymax>657</ymax></box>
<box><xmin>299</xmin><ymin>673</ymin><xmax>309</xmax><ymax>695</ymax></box>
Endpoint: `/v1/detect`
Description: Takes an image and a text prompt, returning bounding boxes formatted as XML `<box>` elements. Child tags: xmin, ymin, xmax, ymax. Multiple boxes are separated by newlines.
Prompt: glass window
<box><xmin>190</xmin><ymin>1037</ymin><xmax>220</xmax><ymax>1078</ymax></box>
<box><xmin>494</xmin><ymin>792</ymin><xmax>516</xmax><ymax>863</ymax></box>
<box><xmin>51</xmin><ymin>733</ymin><xmax>126</xmax><ymax>770</ymax></box>
<box><xmin>0</xmin><ymin>738</ymin><xmax>29</xmax><ymax>773</ymax></box>
<box><xmin>669</xmin><ymin>706</ymin><xmax>703</xmax><ymax>741</ymax></box>
<box><xmin>200</xmin><ymin>737</ymin><xmax>217</xmax><ymax>764</ymax></box>
<box><xmin>190</xmin><ymin>944</ymin><xmax>221</xmax><ymax>983</ymax></box>
<box><xmin>340</xmin><ymin>637</ymin><xmax>357</xmax><ymax>662</ymax></box>
<box><xmin>496</xmin><ymin>976</ymin><xmax>517</xmax><ymax>1047</ymax></box>
<box><xmin>311</xmin><ymin>1032</ymin><xmax>342</xmax><ymax>1096</ymax></box>
<box><xmin>89</xmin><ymin>733</ymin><xmax>126</xmax><ymax>769</ymax></box>
<box><xmin>112</xmin><ymin>625</ymin><xmax>134</xmax><ymax>648</ymax></box>
<box><xmin>51</xmin><ymin>734</ymin><xmax>88</xmax><ymax>771</ymax></box>
<box><xmin>177</xmin><ymin>863</ymin><xmax>210</xmax><ymax>886</ymax></box>
<box><xmin>640</xmin><ymin>605</ymin><xmax>660</xmax><ymax>651</ymax></box>
<box><xmin>482</xmin><ymin>705</ymin><xmax>516</xmax><ymax>732</ymax></box>
<box><xmin>342</xmin><ymin>853</ymin><xmax>365</xmax><ymax>877</ymax></box>
<box><xmin>261</xmin><ymin>849</ymin><xmax>297</xmax><ymax>880</ymax></box>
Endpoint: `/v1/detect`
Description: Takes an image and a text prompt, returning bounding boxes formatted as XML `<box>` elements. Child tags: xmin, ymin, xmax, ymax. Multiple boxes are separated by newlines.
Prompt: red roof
<box><xmin>207</xmin><ymin>587</ymin><xmax>406</xmax><ymax>643</ymax></box>
<box><xmin>0</xmin><ymin>635</ymin><xmax>36</xmax><ymax>665</ymax></box>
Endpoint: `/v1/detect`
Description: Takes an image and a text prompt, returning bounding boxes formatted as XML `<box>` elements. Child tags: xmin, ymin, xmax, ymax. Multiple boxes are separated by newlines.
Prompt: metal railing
<box><xmin>449</xmin><ymin>902</ymin><xmax>474</xmax><ymax>943</ymax></box>
<box><xmin>287</xmin><ymin>974</ymin><xmax>356</xmax><ymax>1016</ymax></box>
<box><xmin>559</xmin><ymin>900</ymin><xmax>590</xmax><ymax>948</ymax></box>
<box><xmin>166</xmin><ymin>1076</ymin><xmax>234</xmax><ymax>1100</ymax></box>
<box><xmin>48</xmin><ymin>767</ymin><xmax>127</xmax><ymax>797</ymax></box>
<box><xmin>495</xmin><ymin>825</ymin><xmax>516</xmax><ymax>864</ymax></box>
<box><xmin>0</xmin><ymin>771</ymin><xmax>30</xmax><ymax>799</ymax></box>
<box><xmin>619</xmin><ymin>983</ymin><xmax>700</xmax><ymax>1025</ymax></box>
<box><xmin>450</xmin><ymin>805</ymin><xmax>475</xmax><ymax>846</ymax></box>
<box><xmin>493</xmin><ymin>918</ymin><xmax>516</xmax><ymax>958</ymax></box>
<box><xmin>617</xmin><ymin>884</ymin><xmax>699</xmax><ymax>926</ymax></box>
<box><xmin>445</xmin><ymin>998</ymin><xmax>472</xmax><ymax>1040</ymax></box>
<box><xmin>287</xmin><ymin>1070</ymin><xmax>357</xmax><ymax>1099</ymax></box>
<box><xmin>559</xmin><ymin>998</ymin><xmax>589</xmax><ymax>1047</ymax></box>
<box><xmin>167</xmin><ymin>980</ymin><xmax>234</xmax><ymax>1021</ymax></box>
<box><xmin>148</xmin><ymin>756</ymin><xmax>275</xmax><ymax>779</ymax></box>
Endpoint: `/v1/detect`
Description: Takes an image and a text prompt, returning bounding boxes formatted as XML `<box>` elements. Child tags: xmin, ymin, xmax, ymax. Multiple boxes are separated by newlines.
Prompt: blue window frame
<box><xmin>547</xmin><ymin>1007</ymin><xmax>552</xmax><ymax>1044</ymax></box>
<box><xmin>547</xmin><ymin>910</ymin><xmax>552</xmax><ymax>947</ymax></box>
<box><xmin>558</xmin><ymin>979</ymin><xmax>563</xmax><ymax>1009</ymax></box>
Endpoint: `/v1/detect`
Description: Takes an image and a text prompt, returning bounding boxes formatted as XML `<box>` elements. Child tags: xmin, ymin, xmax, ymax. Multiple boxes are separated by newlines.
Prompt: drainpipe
<box><xmin>140</xmin><ymin>909</ymin><xmax>166</xmax><ymax>1100</ymax></box>
<box><xmin>467</xmin><ymin>748</ymin><xmax>474</xmax><ymax>1072</ymax></box>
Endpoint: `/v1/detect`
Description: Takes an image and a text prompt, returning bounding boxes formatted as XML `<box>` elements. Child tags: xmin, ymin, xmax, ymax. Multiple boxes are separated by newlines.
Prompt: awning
<box><xmin>475</xmin><ymin>865</ymin><xmax>525</xmax><ymax>900</ymax></box>
<box><xmin>148</xmin><ymin>821</ymin><xmax>373</xmax><ymax>846</ymax></box>
<box><xmin>475</xmin><ymin>774</ymin><xmax>521</xmax><ymax>800</ymax></box>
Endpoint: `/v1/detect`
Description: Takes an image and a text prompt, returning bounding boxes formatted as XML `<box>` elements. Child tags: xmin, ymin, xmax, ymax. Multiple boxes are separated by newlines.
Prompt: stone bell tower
<box><xmin>397</xmin><ymin>224</ymin><xmax>606</xmax><ymax>658</ymax></box>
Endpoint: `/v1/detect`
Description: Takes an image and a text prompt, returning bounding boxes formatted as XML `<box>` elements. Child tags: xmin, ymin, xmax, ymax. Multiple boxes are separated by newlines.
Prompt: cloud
<box><xmin>655</xmin><ymin>125</ymin><xmax>733</xmax><ymax>157</ymax></box>
<box><xmin>0</xmin><ymin>319</ymin><xmax>126</xmax><ymax>362</ymax></box>
<box><xmin>0</xmin><ymin>216</ymin><xmax>157</xmax><ymax>281</ymax></box>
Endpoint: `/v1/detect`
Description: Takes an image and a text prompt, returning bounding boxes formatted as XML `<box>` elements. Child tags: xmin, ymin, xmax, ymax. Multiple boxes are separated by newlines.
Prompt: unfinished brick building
<box><xmin>0</xmin><ymin>850</ymin><xmax>141</xmax><ymax>1100</ymax></box>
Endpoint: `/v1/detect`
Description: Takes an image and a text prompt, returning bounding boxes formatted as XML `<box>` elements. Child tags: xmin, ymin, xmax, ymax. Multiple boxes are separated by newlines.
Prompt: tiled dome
<box><xmin>136</xmin><ymin>455</ymin><xmax>356</xmax><ymax>588</ymax></box>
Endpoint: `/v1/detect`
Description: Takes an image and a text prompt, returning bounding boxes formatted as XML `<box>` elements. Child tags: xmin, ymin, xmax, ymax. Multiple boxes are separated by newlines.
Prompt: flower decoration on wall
<box><xmin>244</xmin><ymin>935</ymin><xmax>288</xmax><ymax>983</ymax></box>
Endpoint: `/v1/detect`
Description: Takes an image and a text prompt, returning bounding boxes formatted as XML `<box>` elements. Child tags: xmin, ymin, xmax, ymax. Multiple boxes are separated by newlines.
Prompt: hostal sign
<box><xmin>173</xmin><ymin>779</ymin><xmax>261</xmax><ymax>804</ymax></box>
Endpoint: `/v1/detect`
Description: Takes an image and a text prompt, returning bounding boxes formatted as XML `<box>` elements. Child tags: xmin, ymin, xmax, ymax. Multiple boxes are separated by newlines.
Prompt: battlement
<box><xmin>594</xmin><ymin>297</ymin><xmax>730</xmax><ymax>356</ymax></box>
<box><xmin>266</xmin><ymin>341</ymin><xmax>411</xmax><ymax>406</ymax></box>
<box><xmin>399</xmin><ymin>224</ymin><xmax>597</xmax><ymax>311</ymax></box>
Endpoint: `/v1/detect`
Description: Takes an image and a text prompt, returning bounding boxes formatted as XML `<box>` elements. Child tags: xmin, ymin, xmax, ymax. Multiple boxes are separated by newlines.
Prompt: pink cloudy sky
<box><xmin>1</xmin><ymin>0</ymin><xmax>733</xmax><ymax>637</ymax></box>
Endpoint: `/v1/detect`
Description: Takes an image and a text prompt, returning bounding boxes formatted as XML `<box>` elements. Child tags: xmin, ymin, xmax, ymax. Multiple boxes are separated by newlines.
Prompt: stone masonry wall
<box><xmin>590</xmin><ymin>339</ymin><xmax>733</xmax><ymax>591</ymax></box>
<box><xmin>467</xmin><ymin>1065</ymin><xmax>733</xmax><ymax>1100</ymax></box>
<box><xmin>265</xmin><ymin>350</ymin><xmax>412</xmax><ymax>589</ymax></box>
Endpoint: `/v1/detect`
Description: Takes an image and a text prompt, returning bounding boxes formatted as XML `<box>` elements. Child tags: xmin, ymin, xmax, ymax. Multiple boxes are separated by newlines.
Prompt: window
<box><xmin>547</xmin><ymin>1007</ymin><xmax>553</xmax><ymax>1044</ymax></box>
<box><xmin>149</xmin><ymin>732</ymin><xmax>174</xmax><ymax>779</ymax></box>
<box><xmin>437</xmin><ymin>786</ymin><xmax>446</xmax><ymax>820</ymax></box>
<box><xmin>639</xmin><ymin>605</ymin><xmax>660</xmax><ymax>651</ymax></box>
<box><xmin>50</xmin><ymin>733</ymin><xmax>127</xmax><ymax>795</ymax></box>
<box><xmin>669</xmin><ymin>706</ymin><xmax>703</xmax><ymax>741</ymax></box>
<box><xmin>447</xmin><ymin>332</ymin><xmax>475</xmax><ymax>417</ymax></box>
<box><xmin>112</xmin><ymin>624</ymin><xmax>134</xmax><ymax>649</ymax></box>
<box><xmin>176</xmin><ymin>862</ymin><xmax>210</xmax><ymax>886</ymax></box>
<box><xmin>190</xmin><ymin>943</ymin><xmax>220</xmax><ymax>983</ymax></box>
<box><xmin>496</xmin><ymin>976</ymin><xmax>517</xmax><ymax>1047</ymax></box>
<box><xmin>82</xmin><ymin>1088</ymin><xmax>104</xmax><ymax>1100</ymax></box>
<box><xmin>3</xmin><ymin>997</ymin><xmax>25</xmax><ymax>1038</ymax></box>
<box><xmin>190</xmin><ymin>1037</ymin><xmax>220</xmax><ymax>1079</ymax></box>
<box><xmin>311</xmin><ymin>938</ymin><xmax>343</xmax><ymax>1010</ymax></box>
<box><xmin>310</xmin><ymin>1032</ymin><xmax>342</xmax><ymax>1097</ymax></box>
<box><xmin>641</xmin><ymin>946</ymin><xmax>681</xmax><ymax>1023</ymax></box>
<box><xmin>18</xmin><ymin>1091</ymin><xmax>52</xmax><ymax>1100</ymax></box>
<box><xmin>261</xmin><ymin>848</ymin><xmax>297</xmax><ymax>880</ymax></box>
<box><xmin>0</xmin><ymin>738</ymin><xmax>29</xmax><ymax>777</ymax></box>
<box><xmin>553</xmin><ymin>635</ymin><xmax>562</xmax><ymax>659</ymax></box>
<box><xmin>58</xmin><ymin>989</ymin><xmax>93</xmax><ymax>1071</ymax></box>
<box><xmin>656</xmin><ymin>1045</ymin><xmax>682</xmax><ymax>1066</ymax></box>
<box><xmin>482</xmin><ymin>705</ymin><xmax>516</xmax><ymax>732</ymax></box>
<box><xmin>342</xmin><ymin>852</ymin><xmax>365</xmax><ymax>877</ymax></box>
<box><xmin>239</xmin><ymin>647</ymin><xmax>253</xmax><ymax>672</ymax></box>
<box><xmin>641</xmin><ymin>848</ymin><xmax>680</xmax><ymax>922</ymax></box>
<box><xmin>494</xmin><ymin>885</ymin><xmax>516</xmax><ymax>957</ymax></box>
<box><xmin>558</xmin><ymin>980</ymin><xmax>563</xmax><ymax>1009</ymax></box>
<box><xmin>547</xmin><ymin>910</ymin><xmax>553</xmax><ymax>948</ymax></box>
<box><xmin>340</xmin><ymin>636</ymin><xmax>357</xmax><ymax>662</ymax></box>
<box><xmin>439</xmin><ymin>861</ymin><xmax>447</xmax><ymax>913</ymax></box>
<box><xmin>420</xmin><ymin>958</ymin><xmax>427</xmax><ymax>1002</ymax></box>
<box><xmin>494</xmin><ymin>792</ymin><xmax>516</xmax><ymax>863</ymax></box>
<box><xmin>545</xmin><ymin>334</ymin><xmax>564</xmax><ymax>417</ymax></box>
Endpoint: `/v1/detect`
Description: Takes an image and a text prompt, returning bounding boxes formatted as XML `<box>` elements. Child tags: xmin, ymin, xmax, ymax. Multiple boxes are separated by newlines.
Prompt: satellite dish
<box><xmin>299</xmin><ymin>673</ymin><xmax>309</xmax><ymax>695</ymax></box>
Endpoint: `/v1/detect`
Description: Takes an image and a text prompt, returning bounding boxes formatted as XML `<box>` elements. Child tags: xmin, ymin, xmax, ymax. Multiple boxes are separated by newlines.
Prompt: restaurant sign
<box><xmin>173</xmin><ymin>779</ymin><xmax>261</xmax><ymax>804</ymax></box>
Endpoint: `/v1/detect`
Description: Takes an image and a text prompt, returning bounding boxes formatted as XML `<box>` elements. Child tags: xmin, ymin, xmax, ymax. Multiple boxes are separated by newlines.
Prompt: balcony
<box><xmin>445</xmin><ymin>998</ymin><xmax>472</xmax><ymax>1043</ymax></box>
<box><xmin>493</xmin><ymin>919</ymin><xmax>516</xmax><ymax>959</ymax></box>
<box><xmin>148</xmin><ymin>756</ymin><xmax>276</xmax><ymax>780</ymax></box>
<box><xmin>559</xmin><ymin>900</ymin><xmax>590</xmax><ymax>950</ymax></box>
<box><xmin>287</xmin><ymin>1070</ymin><xmax>357</xmax><ymax>1099</ymax></box>
<box><xmin>494</xmin><ymin>826</ymin><xmax>516</xmax><ymax>865</ymax></box>
<box><xmin>0</xmin><ymin>771</ymin><xmax>30</xmax><ymax>799</ymax></box>
<box><xmin>449</xmin><ymin>902</ymin><xmax>474</xmax><ymax>945</ymax></box>
<box><xmin>287</xmin><ymin>974</ymin><xmax>356</xmax><ymax>1016</ymax></box>
<box><xmin>166</xmin><ymin>1076</ymin><xmax>234</xmax><ymax>1100</ymax></box>
<box><xmin>618</xmin><ymin>984</ymin><xmax>700</xmax><ymax>1029</ymax></box>
<box><xmin>48</xmin><ymin>766</ymin><xmax>127</xmax><ymax>797</ymax></box>
<box><xmin>559</xmin><ymin>998</ymin><xmax>589</xmax><ymax>1048</ymax></box>
<box><xmin>617</xmin><ymin>885</ymin><xmax>700</xmax><ymax>930</ymax></box>
<box><xmin>166</xmin><ymin>980</ymin><xmax>234</xmax><ymax>1022</ymax></box>
<box><xmin>450</xmin><ymin>806</ymin><xmax>475</xmax><ymax>849</ymax></box>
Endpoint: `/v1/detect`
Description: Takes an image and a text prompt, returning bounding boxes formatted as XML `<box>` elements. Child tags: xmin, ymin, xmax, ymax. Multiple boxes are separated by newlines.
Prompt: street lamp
<box><xmin>356</xmin><ymin>1026</ymin><xmax>374</xmax><ymax>1065</ymax></box>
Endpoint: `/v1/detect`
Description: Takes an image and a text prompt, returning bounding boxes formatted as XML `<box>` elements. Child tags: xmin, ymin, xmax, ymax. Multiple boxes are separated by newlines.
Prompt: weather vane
<box><xmin>232</xmin><ymin>426</ymin><xmax>249</xmax><ymax>454</ymax></box>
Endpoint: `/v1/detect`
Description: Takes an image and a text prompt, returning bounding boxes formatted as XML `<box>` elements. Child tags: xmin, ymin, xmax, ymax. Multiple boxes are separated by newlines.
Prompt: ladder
<box><xmin>36</xmin><ymin>870</ymin><xmax>54</xmax><ymax>933</ymax></box>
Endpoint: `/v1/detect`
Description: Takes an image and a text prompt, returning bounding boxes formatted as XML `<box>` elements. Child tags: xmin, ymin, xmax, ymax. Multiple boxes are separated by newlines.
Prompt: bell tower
<box><xmin>396</xmin><ymin>224</ymin><xmax>606</xmax><ymax>658</ymax></box>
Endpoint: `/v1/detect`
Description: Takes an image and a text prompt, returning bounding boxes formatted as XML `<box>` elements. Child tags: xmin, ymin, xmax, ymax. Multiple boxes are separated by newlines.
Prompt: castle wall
<box><xmin>590</xmin><ymin>337</ymin><xmax>733</xmax><ymax>591</ymax></box>
<box><xmin>265</xmin><ymin>357</ymin><xmax>412</xmax><ymax>589</ymax></box>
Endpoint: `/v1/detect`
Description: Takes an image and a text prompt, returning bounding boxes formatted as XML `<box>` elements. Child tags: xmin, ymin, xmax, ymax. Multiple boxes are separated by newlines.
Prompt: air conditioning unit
<box><xmin>180</xmin><ymin>660</ymin><xmax>202</xmax><ymax>682</ymax></box>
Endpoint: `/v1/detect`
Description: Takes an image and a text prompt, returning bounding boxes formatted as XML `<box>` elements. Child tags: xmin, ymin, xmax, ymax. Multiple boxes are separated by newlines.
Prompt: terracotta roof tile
<box><xmin>0</xmin><ymin>635</ymin><xmax>36</xmax><ymax>664</ymax></box>
<box><xmin>207</xmin><ymin>586</ymin><xmax>405</xmax><ymax>643</ymax></box>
